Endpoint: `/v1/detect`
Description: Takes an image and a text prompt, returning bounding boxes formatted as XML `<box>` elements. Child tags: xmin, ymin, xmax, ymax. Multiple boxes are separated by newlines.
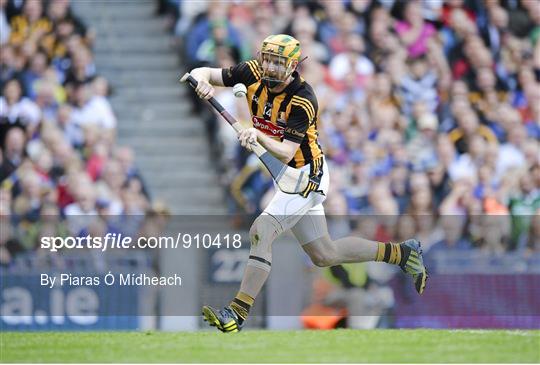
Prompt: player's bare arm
<box><xmin>238</xmin><ymin>128</ymin><xmax>298</xmax><ymax>163</ymax></box>
<box><xmin>189</xmin><ymin>67</ymin><xmax>224</xmax><ymax>99</ymax></box>
<box><xmin>190</xmin><ymin>64</ymin><xmax>299</xmax><ymax>162</ymax></box>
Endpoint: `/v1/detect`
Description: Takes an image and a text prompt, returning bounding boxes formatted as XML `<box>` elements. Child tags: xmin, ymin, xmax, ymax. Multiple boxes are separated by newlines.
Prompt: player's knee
<box><xmin>247</xmin><ymin>214</ymin><xmax>282</xmax><ymax>272</ymax></box>
<box><xmin>249</xmin><ymin>214</ymin><xmax>282</xmax><ymax>246</ymax></box>
<box><xmin>248</xmin><ymin>221</ymin><xmax>261</xmax><ymax>245</ymax></box>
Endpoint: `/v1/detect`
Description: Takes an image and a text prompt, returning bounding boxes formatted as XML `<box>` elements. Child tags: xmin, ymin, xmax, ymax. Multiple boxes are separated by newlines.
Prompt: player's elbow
<box><xmin>278</xmin><ymin>154</ymin><xmax>293</xmax><ymax>164</ymax></box>
<box><xmin>277</xmin><ymin>144</ymin><xmax>297</xmax><ymax>164</ymax></box>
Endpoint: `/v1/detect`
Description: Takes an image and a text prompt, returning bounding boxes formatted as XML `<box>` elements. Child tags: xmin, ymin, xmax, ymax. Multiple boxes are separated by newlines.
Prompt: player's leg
<box><xmin>292</xmin><ymin>211</ymin><xmax>428</xmax><ymax>294</ymax></box>
<box><xmin>203</xmin><ymin>170</ymin><xmax>323</xmax><ymax>332</ymax></box>
<box><xmin>203</xmin><ymin>212</ymin><xmax>283</xmax><ymax>333</ymax></box>
<box><xmin>229</xmin><ymin>213</ymin><xmax>282</xmax><ymax>321</ymax></box>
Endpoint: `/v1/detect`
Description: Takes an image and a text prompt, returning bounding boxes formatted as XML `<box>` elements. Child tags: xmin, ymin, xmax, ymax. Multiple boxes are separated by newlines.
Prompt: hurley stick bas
<box><xmin>180</xmin><ymin>72</ymin><xmax>309</xmax><ymax>195</ymax></box>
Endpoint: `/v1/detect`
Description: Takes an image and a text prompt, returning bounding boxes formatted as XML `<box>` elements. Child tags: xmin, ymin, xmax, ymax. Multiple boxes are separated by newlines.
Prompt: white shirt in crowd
<box><xmin>71</xmin><ymin>95</ymin><xmax>117</xmax><ymax>129</ymax></box>
<box><xmin>329</xmin><ymin>53</ymin><xmax>375</xmax><ymax>82</ymax></box>
<box><xmin>496</xmin><ymin>143</ymin><xmax>526</xmax><ymax>180</ymax></box>
<box><xmin>0</xmin><ymin>8</ymin><xmax>10</xmax><ymax>45</ymax></box>
<box><xmin>0</xmin><ymin>97</ymin><xmax>42</xmax><ymax>125</ymax></box>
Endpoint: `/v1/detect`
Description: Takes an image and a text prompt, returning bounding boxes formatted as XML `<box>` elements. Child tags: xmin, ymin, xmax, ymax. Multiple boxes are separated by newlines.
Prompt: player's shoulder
<box><xmin>223</xmin><ymin>59</ymin><xmax>261</xmax><ymax>87</ymax></box>
<box><xmin>241</xmin><ymin>59</ymin><xmax>262</xmax><ymax>81</ymax></box>
<box><xmin>292</xmin><ymin>78</ymin><xmax>318</xmax><ymax>113</ymax></box>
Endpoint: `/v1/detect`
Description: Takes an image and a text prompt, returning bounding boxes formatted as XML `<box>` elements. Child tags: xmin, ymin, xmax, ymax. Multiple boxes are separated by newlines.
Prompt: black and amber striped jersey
<box><xmin>222</xmin><ymin>59</ymin><xmax>323</xmax><ymax>169</ymax></box>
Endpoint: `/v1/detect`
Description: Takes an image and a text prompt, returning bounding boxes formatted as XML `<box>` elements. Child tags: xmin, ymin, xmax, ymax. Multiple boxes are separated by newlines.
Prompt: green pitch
<box><xmin>1</xmin><ymin>329</ymin><xmax>539</xmax><ymax>363</ymax></box>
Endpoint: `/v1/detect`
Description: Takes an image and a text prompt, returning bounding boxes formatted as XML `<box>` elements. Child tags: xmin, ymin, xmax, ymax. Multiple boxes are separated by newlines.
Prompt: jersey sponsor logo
<box><xmin>252</xmin><ymin>116</ymin><xmax>284</xmax><ymax>137</ymax></box>
<box><xmin>285</xmin><ymin>127</ymin><xmax>305</xmax><ymax>139</ymax></box>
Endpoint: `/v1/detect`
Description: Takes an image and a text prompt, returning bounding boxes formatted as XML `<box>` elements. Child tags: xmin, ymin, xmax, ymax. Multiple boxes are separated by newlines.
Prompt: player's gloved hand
<box><xmin>238</xmin><ymin>128</ymin><xmax>258</xmax><ymax>151</ymax></box>
<box><xmin>193</xmin><ymin>78</ymin><xmax>215</xmax><ymax>100</ymax></box>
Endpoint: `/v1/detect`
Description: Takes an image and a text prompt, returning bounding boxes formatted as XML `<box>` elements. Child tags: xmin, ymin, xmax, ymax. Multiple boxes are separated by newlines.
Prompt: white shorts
<box><xmin>263</xmin><ymin>157</ymin><xmax>330</xmax><ymax>245</ymax></box>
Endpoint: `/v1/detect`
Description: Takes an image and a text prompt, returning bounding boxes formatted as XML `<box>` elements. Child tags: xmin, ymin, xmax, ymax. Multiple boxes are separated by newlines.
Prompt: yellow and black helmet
<box><xmin>259</xmin><ymin>34</ymin><xmax>301</xmax><ymax>88</ymax></box>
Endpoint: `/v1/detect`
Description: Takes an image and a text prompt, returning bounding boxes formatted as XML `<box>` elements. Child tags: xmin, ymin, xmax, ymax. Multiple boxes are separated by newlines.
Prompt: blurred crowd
<box><xmin>168</xmin><ymin>0</ymin><xmax>540</xmax><ymax>258</ymax></box>
<box><xmin>0</xmin><ymin>0</ymin><xmax>167</xmax><ymax>268</ymax></box>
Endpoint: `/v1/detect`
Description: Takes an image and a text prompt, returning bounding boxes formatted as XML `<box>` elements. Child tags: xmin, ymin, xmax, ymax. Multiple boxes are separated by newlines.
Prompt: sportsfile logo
<box><xmin>252</xmin><ymin>116</ymin><xmax>284</xmax><ymax>137</ymax></box>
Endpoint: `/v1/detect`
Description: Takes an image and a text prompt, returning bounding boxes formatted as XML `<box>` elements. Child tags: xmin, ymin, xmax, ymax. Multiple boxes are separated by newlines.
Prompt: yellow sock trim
<box><xmin>236</xmin><ymin>292</ymin><xmax>254</xmax><ymax>306</ymax></box>
<box><xmin>388</xmin><ymin>243</ymin><xmax>401</xmax><ymax>265</ymax></box>
<box><xmin>393</xmin><ymin>243</ymin><xmax>402</xmax><ymax>265</ymax></box>
<box><xmin>376</xmin><ymin>242</ymin><xmax>386</xmax><ymax>261</ymax></box>
<box><xmin>230</xmin><ymin>292</ymin><xmax>255</xmax><ymax>321</ymax></box>
<box><xmin>376</xmin><ymin>242</ymin><xmax>402</xmax><ymax>265</ymax></box>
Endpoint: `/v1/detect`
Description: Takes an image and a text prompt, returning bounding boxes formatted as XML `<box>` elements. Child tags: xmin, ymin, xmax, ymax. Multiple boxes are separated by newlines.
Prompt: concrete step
<box><xmin>114</xmin><ymin>85</ymin><xmax>185</xmax><ymax>97</ymax></box>
<box><xmin>135</xmin><ymin>155</ymin><xmax>214</xmax><ymax>175</ymax></box>
<box><xmin>165</xmin><ymin>205</ymin><xmax>226</xmax><ymax>215</ymax></box>
<box><xmin>113</xmin><ymin>102</ymin><xmax>190</xmax><ymax>117</ymax></box>
<box><xmin>120</xmin><ymin>137</ymin><xmax>207</xmax><ymax>155</ymax></box>
<box><xmin>132</xmin><ymin>147</ymin><xmax>206</xmax><ymax>157</ymax></box>
<box><xmin>146</xmin><ymin>174</ymin><xmax>216</xmax><ymax>188</ymax></box>
<box><xmin>97</xmin><ymin>33</ymin><xmax>169</xmax><ymax>42</ymax></box>
<box><xmin>102</xmin><ymin>70</ymin><xmax>183</xmax><ymax>86</ymax></box>
<box><xmin>116</xmin><ymin>116</ymin><xmax>200</xmax><ymax>127</ymax></box>
<box><xmin>96</xmin><ymin>53</ymin><xmax>178</xmax><ymax>70</ymax></box>
<box><xmin>144</xmin><ymin>169</ymin><xmax>215</xmax><ymax>182</ymax></box>
<box><xmin>110</xmin><ymin>91</ymin><xmax>183</xmax><ymax>103</ymax></box>
<box><xmin>116</xmin><ymin>114</ymin><xmax>198</xmax><ymax>128</ymax></box>
<box><xmin>112</xmin><ymin>94</ymin><xmax>182</xmax><ymax>104</ymax></box>
<box><xmin>132</xmin><ymin>153</ymin><xmax>209</xmax><ymax>168</ymax></box>
<box><xmin>75</xmin><ymin>2</ymin><xmax>155</xmax><ymax>20</ymax></box>
<box><xmin>156</xmin><ymin>195</ymin><xmax>223</xmax><ymax>209</ymax></box>
<box><xmin>117</xmin><ymin>122</ymin><xmax>203</xmax><ymax>138</ymax></box>
<box><xmin>118</xmin><ymin>127</ymin><xmax>202</xmax><ymax>139</ymax></box>
<box><xmin>90</xmin><ymin>18</ymin><xmax>165</xmax><ymax>34</ymax></box>
<box><xmin>114</xmin><ymin>109</ymin><xmax>197</xmax><ymax>122</ymax></box>
<box><xmin>95</xmin><ymin>39</ymin><xmax>171</xmax><ymax>53</ymax></box>
<box><xmin>151</xmin><ymin>186</ymin><xmax>223</xmax><ymax>205</ymax></box>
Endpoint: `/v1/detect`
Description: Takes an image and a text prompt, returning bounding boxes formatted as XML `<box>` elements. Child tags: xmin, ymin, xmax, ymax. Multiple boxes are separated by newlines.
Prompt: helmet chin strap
<box><xmin>262</xmin><ymin>78</ymin><xmax>283</xmax><ymax>89</ymax></box>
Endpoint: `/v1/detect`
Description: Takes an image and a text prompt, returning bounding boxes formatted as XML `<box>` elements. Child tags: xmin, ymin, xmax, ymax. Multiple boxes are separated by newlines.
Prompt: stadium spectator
<box><xmin>19</xmin><ymin>202</ymin><xmax>68</xmax><ymax>250</ymax></box>
<box><xmin>184</xmin><ymin>4</ymin><xmax>246</xmax><ymax>68</ymax></box>
<box><xmin>69</xmin><ymin>81</ymin><xmax>116</xmax><ymax>131</ymax></box>
<box><xmin>0</xmin><ymin>44</ymin><xmax>20</xmax><ymax>93</ymax></box>
<box><xmin>508</xmin><ymin>169</ymin><xmax>540</xmax><ymax>247</ymax></box>
<box><xmin>63</xmin><ymin>44</ymin><xmax>95</xmax><ymax>86</ymax></box>
<box><xmin>0</xmin><ymin>78</ymin><xmax>41</xmax><ymax>130</ymax></box>
<box><xmin>114</xmin><ymin>146</ymin><xmax>149</xmax><ymax>198</ymax></box>
<box><xmin>394</xmin><ymin>0</ymin><xmax>436</xmax><ymax>58</ymax></box>
<box><xmin>0</xmin><ymin>127</ymin><xmax>25</xmax><ymax>181</ymax></box>
<box><xmin>521</xmin><ymin>208</ymin><xmax>540</xmax><ymax>254</ymax></box>
<box><xmin>448</xmin><ymin>107</ymin><xmax>497</xmax><ymax>154</ymax></box>
<box><xmin>8</xmin><ymin>0</ymin><xmax>52</xmax><ymax>49</ymax></box>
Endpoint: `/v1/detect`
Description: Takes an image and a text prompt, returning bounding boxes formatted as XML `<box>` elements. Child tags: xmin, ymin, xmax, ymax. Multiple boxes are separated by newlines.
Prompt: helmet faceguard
<box><xmin>258</xmin><ymin>35</ymin><xmax>301</xmax><ymax>89</ymax></box>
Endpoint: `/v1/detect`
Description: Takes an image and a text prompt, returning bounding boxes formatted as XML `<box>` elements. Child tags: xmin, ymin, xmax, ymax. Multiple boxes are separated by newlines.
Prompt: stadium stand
<box><xmin>176</xmin><ymin>0</ymin><xmax>539</xmax><ymax>255</ymax></box>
